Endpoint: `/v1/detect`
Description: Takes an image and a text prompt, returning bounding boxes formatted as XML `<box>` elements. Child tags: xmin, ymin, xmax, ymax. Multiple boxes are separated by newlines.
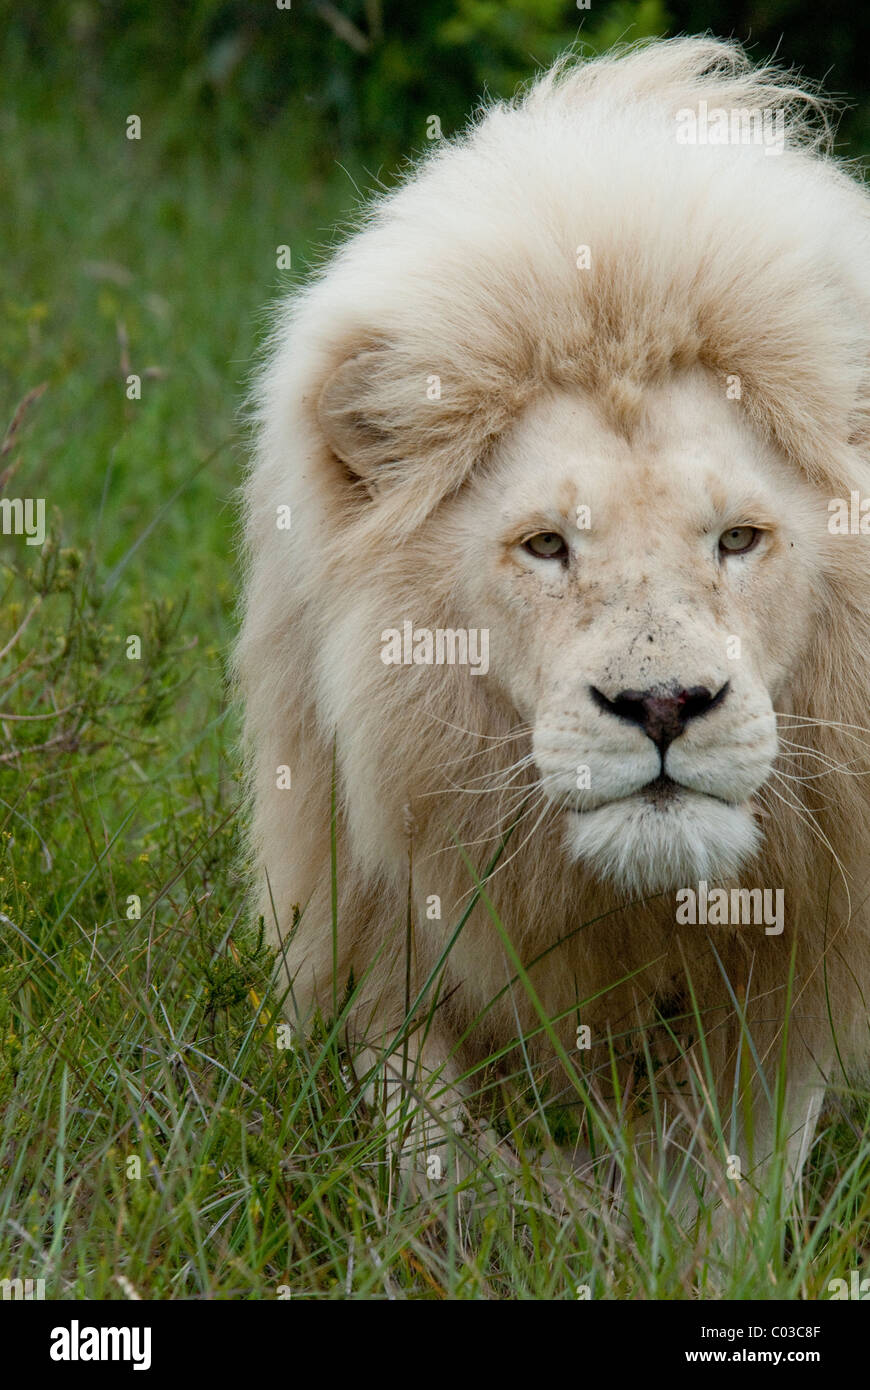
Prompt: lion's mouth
<box><xmin>558</xmin><ymin>769</ymin><xmax>743</xmax><ymax>818</ymax></box>
<box><xmin>642</xmin><ymin>772</ymin><xmax>680</xmax><ymax>803</ymax></box>
<box><xmin>567</xmin><ymin>772</ymin><xmax>734</xmax><ymax>812</ymax></box>
<box><xmin>638</xmin><ymin>773</ymin><xmax>739</xmax><ymax>810</ymax></box>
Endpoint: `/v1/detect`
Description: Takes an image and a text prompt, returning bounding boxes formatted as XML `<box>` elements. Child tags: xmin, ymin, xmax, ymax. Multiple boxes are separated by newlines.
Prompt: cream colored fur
<box><xmin>236</xmin><ymin>38</ymin><xmax>870</xmax><ymax>1200</ymax></box>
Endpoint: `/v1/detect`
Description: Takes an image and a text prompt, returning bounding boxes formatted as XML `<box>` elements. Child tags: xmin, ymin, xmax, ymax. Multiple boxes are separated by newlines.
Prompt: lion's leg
<box><xmin>740</xmin><ymin>1070</ymin><xmax>828</xmax><ymax>1197</ymax></box>
<box><xmin>351</xmin><ymin>1037</ymin><xmax>540</xmax><ymax>1212</ymax></box>
<box><xmin>352</xmin><ymin>1038</ymin><xmax>473</xmax><ymax>1190</ymax></box>
<box><xmin>572</xmin><ymin>1045</ymin><xmax>830</xmax><ymax>1232</ymax></box>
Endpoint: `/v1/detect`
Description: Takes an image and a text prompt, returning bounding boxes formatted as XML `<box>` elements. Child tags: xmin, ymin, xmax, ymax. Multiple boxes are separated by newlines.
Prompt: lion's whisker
<box><xmin>420</xmin><ymin>726</ymin><xmax>533</xmax><ymax>775</ymax></box>
<box><xmin>763</xmin><ymin>773</ymin><xmax>852</xmax><ymax>919</ymax></box>
<box><xmin>428</xmin><ymin>773</ymin><xmax>567</xmax><ymax>855</ymax></box>
<box><xmin>419</xmin><ymin>753</ymin><xmax>539</xmax><ymax>799</ymax></box>
<box><xmin>776</xmin><ymin>738</ymin><xmax>870</xmax><ymax>777</ymax></box>
<box><xmin>776</xmin><ymin>758</ymin><xmax>870</xmax><ymax>783</ymax></box>
<box><xmin>470</xmin><ymin>788</ymin><xmax>565</xmax><ymax>894</ymax></box>
<box><xmin>775</xmin><ymin>713</ymin><xmax>870</xmax><ymax>750</ymax></box>
<box><xmin>433</xmin><ymin>786</ymin><xmax>552</xmax><ymax>865</ymax></box>
<box><xmin>421</xmin><ymin>712</ymin><xmax>534</xmax><ymax>744</ymax></box>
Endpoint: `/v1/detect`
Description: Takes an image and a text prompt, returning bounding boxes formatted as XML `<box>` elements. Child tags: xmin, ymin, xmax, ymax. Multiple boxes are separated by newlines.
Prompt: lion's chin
<box><xmin>563</xmin><ymin>788</ymin><xmax>760</xmax><ymax>895</ymax></box>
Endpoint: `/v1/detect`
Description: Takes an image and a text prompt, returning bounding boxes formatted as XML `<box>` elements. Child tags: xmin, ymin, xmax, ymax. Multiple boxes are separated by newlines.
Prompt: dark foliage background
<box><xmin>6</xmin><ymin>0</ymin><xmax>870</xmax><ymax>167</ymax></box>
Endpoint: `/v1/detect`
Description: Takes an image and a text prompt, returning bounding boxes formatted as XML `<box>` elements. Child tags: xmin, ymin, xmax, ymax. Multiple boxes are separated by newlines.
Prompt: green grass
<box><xmin>1</xmin><ymin>54</ymin><xmax>870</xmax><ymax>1301</ymax></box>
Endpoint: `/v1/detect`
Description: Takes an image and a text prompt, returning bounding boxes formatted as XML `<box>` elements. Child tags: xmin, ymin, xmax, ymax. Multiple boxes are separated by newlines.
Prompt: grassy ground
<box><xmin>1</xmin><ymin>58</ymin><xmax>869</xmax><ymax>1301</ymax></box>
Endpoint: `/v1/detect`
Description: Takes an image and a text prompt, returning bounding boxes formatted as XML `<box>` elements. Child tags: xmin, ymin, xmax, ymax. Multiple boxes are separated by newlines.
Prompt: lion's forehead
<box><xmin>475</xmin><ymin>372</ymin><xmax>816</xmax><ymax>545</ymax></box>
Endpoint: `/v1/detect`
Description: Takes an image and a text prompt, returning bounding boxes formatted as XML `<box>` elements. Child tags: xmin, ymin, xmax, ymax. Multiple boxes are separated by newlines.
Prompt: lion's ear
<box><xmin>317</xmin><ymin>349</ymin><xmax>393</xmax><ymax>483</ymax></box>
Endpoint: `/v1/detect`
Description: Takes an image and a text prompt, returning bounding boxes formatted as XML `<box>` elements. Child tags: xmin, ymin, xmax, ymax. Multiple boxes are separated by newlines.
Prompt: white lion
<box><xmin>237</xmin><ymin>38</ymin><xmax>870</xmax><ymax>1208</ymax></box>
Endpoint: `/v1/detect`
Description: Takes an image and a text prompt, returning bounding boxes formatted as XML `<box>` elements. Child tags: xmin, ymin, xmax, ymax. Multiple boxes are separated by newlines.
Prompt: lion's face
<box><xmin>452</xmin><ymin>370</ymin><xmax>825</xmax><ymax>892</ymax></box>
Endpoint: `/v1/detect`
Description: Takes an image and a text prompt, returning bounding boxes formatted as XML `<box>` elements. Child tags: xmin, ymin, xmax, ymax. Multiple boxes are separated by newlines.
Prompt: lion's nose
<box><xmin>590</xmin><ymin>682</ymin><xmax>729</xmax><ymax>752</ymax></box>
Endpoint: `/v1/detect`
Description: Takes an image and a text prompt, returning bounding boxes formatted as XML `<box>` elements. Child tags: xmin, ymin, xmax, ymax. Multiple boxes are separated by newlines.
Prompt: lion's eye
<box><xmin>719</xmin><ymin>526</ymin><xmax>760</xmax><ymax>556</ymax></box>
<box><xmin>523</xmin><ymin>532</ymin><xmax>569</xmax><ymax>561</ymax></box>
